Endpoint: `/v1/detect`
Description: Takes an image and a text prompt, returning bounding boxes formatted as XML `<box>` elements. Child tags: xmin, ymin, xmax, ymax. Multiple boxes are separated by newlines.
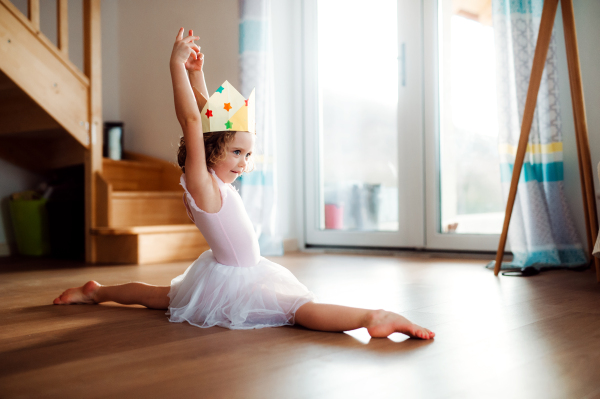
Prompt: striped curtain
<box><xmin>238</xmin><ymin>0</ymin><xmax>282</xmax><ymax>255</ymax></box>
<box><xmin>492</xmin><ymin>0</ymin><xmax>586</xmax><ymax>269</ymax></box>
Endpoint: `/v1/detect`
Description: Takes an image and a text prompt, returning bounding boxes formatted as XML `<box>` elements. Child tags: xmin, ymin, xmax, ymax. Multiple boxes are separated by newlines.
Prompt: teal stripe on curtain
<box><xmin>499</xmin><ymin>161</ymin><xmax>564</xmax><ymax>183</ymax></box>
<box><xmin>508</xmin><ymin>247</ymin><xmax>587</xmax><ymax>268</ymax></box>
<box><xmin>239</xmin><ymin>20</ymin><xmax>268</xmax><ymax>53</ymax></box>
<box><xmin>492</xmin><ymin>0</ymin><xmax>544</xmax><ymax>17</ymax></box>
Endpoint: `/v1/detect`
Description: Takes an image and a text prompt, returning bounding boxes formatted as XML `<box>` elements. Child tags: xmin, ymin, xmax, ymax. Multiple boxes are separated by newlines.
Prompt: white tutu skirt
<box><xmin>166</xmin><ymin>250</ymin><xmax>316</xmax><ymax>330</ymax></box>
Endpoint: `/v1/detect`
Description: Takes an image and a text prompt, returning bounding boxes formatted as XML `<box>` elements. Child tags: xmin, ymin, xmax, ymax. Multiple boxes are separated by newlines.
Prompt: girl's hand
<box><xmin>170</xmin><ymin>28</ymin><xmax>200</xmax><ymax>67</ymax></box>
<box><xmin>185</xmin><ymin>29</ymin><xmax>204</xmax><ymax>72</ymax></box>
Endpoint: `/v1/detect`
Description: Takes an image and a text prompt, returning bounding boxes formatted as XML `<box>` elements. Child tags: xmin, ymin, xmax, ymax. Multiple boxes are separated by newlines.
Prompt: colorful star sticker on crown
<box><xmin>216</xmin><ymin>86</ymin><xmax>224</xmax><ymax>93</ymax></box>
<box><xmin>205</xmin><ymin>109</ymin><xmax>213</xmax><ymax>118</ymax></box>
<box><xmin>223</xmin><ymin>103</ymin><xmax>232</xmax><ymax>112</ymax></box>
<box><xmin>225</xmin><ymin>120</ymin><xmax>233</xmax><ymax>129</ymax></box>
<box><xmin>244</xmin><ymin>99</ymin><xmax>248</xmax><ymax>106</ymax></box>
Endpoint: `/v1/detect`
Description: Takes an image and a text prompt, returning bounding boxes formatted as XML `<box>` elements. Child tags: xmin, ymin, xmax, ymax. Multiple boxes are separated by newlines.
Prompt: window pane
<box><xmin>317</xmin><ymin>0</ymin><xmax>398</xmax><ymax>231</ymax></box>
<box><xmin>438</xmin><ymin>0</ymin><xmax>504</xmax><ymax>234</ymax></box>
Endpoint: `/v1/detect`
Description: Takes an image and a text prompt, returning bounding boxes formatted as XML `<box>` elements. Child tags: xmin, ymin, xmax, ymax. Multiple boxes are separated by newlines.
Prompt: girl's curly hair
<box><xmin>177</xmin><ymin>131</ymin><xmax>254</xmax><ymax>174</ymax></box>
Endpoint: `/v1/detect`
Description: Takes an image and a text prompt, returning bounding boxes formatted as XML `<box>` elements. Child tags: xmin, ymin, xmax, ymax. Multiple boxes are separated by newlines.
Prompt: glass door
<box><xmin>303</xmin><ymin>0</ymin><xmax>425</xmax><ymax>248</ymax></box>
<box><xmin>424</xmin><ymin>0</ymin><xmax>506</xmax><ymax>251</ymax></box>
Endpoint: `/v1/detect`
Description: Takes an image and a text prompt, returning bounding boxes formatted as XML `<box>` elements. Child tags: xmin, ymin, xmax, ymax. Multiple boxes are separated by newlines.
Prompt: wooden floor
<box><xmin>1</xmin><ymin>252</ymin><xmax>600</xmax><ymax>399</ymax></box>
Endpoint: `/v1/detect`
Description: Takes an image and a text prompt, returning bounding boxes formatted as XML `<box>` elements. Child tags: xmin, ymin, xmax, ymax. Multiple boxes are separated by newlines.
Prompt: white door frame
<box><xmin>302</xmin><ymin>0</ymin><xmax>426</xmax><ymax>248</ymax></box>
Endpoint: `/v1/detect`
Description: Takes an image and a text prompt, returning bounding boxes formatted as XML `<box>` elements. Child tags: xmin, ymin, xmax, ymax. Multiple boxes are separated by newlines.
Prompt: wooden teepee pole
<box><xmin>494</xmin><ymin>0</ymin><xmax>559</xmax><ymax>276</ymax></box>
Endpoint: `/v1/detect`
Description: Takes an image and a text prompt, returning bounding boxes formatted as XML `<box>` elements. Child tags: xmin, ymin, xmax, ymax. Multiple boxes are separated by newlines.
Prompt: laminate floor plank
<box><xmin>0</xmin><ymin>253</ymin><xmax>598</xmax><ymax>398</ymax></box>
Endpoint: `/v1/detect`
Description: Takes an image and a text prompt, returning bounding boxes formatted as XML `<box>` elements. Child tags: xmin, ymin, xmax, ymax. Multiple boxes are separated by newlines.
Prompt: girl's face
<box><xmin>213</xmin><ymin>132</ymin><xmax>255</xmax><ymax>184</ymax></box>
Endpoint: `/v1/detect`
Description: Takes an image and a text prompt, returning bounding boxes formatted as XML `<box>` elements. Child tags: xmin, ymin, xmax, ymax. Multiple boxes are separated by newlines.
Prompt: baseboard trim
<box><xmin>283</xmin><ymin>238</ymin><xmax>299</xmax><ymax>254</ymax></box>
<box><xmin>0</xmin><ymin>242</ymin><xmax>10</xmax><ymax>257</ymax></box>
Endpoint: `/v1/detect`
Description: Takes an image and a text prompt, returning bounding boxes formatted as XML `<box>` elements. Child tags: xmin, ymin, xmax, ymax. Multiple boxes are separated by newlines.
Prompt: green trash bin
<box><xmin>9</xmin><ymin>191</ymin><xmax>51</xmax><ymax>256</ymax></box>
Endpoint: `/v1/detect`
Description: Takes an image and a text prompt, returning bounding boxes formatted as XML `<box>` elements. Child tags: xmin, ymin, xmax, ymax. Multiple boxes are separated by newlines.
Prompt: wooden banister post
<box><xmin>27</xmin><ymin>0</ymin><xmax>39</xmax><ymax>31</ymax></box>
<box><xmin>57</xmin><ymin>0</ymin><xmax>68</xmax><ymax>55</ymax></box>
<box><xmin>83</xmin><ymin>0</ymin><xmax>102</xmax><ymax>263</ymax></box>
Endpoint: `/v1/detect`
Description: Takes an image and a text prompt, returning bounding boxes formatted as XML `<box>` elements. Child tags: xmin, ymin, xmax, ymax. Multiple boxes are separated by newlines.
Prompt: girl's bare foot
<box><xmin>53</xmin><ymin>281</ymin><xmax>101</xmax><ymax>305</ymax></box>
<box><xmin>364</xmin><ymin>310</ymin><xmax>435</xmax><ymax>340</ymax></box>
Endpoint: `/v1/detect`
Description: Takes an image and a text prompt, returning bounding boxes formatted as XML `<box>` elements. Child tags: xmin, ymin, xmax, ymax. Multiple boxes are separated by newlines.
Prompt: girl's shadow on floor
<box><xmin>1</xmin><ymin>304</ymin><xmax>434</xmax><ymax>377</ymax></box>
<box><xmin>1</xmin><ymin>304</ymin><xmax>222</xmax><ymax>377</ymax></box>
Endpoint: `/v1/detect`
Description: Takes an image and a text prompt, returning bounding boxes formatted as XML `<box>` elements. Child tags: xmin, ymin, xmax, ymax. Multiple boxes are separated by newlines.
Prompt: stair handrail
<box><xmin>0</xmin><ymin>0</ymin><xmax>89</xmax><ymax>86</ymax></box>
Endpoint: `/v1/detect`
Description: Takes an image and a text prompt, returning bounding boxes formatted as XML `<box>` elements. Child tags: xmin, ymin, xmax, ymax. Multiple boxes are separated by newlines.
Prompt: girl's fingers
<box><xmin>176</xmin><ymin>27</ymin><xmax>184</xmax><ymax>40</ymax></box>
<box><xmin>182</xmin><ymin>35</ymin><xmax>200</xmax><ymax>43</ymax></box>
<box><xmin>189</xmin><ymin>29</ymin><xmax>194</xmax><ymax>37</ymax></box>
<box><xmin>184</xmin><ymin>44</ymin><xmax>197</xmax><ymax>59</ymax></box>
<box><xmin>187</xmin><ymin>49</ymin><xmax>199</xmax><ymax>60</ymax></box>
<box><xmin>185</xmin><ymin>42</ymin><xmax>199</xmax><ymax>52</ymax></box>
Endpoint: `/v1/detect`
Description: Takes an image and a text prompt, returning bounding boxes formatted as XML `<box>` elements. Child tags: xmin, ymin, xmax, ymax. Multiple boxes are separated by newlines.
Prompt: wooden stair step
<box><xmin>92</xmin><ymin>224</ymin><xmax>209</xmax><ymax>265</ymax></box>
<box><xmin>92</xmin><ymin>224</ymin><xmax>198</xmax><ymax>235</ymax></box>
<box><xmin>103</xmin><ymin>158</ymin><xmax>165</xmax><ymax>191</ymax></box>
<box><xmin>102</xmin><ymin>156</ymin><xmax>182</xmax><ymax>192</ymax></box>
<box><xmin>111</xmin><ymin>191</ymin><xmax>182</xmax><ymax>198</ymax></box>
<box><xmin>104</xmin><ymin>157</ymin><xmax>163</xmax><ymax>169</ymax></box>
<box><xmin>96</xmin><ymin>154</ymin><xmax>188</xmax><ymax>263</ymax></box>
<box><xmin>108</xmin><ymin>190</ymin><xmax>190</xmax><ymax>227</ymax></box>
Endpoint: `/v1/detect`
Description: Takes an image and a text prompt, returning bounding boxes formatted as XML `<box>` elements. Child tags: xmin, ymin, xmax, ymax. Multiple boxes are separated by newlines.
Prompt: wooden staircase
<box><xmin>0</xmin><ymin>0</ymin><xmax>208</xmax><ymax>264</ymax></box>
<box><xmin>93</xmin><ymin>152</ymin><xmax>209</xmax><ymax>264</ymax></box>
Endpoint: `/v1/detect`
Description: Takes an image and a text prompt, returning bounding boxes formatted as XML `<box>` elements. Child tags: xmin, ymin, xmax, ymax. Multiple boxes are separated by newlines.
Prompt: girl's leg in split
<box><xmin>294</xmin><ymin>302</ymin><xmax>435</xmax><ymax>340</ymax></box>
<box><xmin>53</xmin><ymin>281</ymin><xmax>171</xmax><ymax>310</ymax></box>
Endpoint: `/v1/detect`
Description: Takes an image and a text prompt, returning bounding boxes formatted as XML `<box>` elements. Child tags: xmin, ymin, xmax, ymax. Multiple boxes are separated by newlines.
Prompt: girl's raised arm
<box><xmin>170</xmin><ymin>28</ymin><xmax>215</xmax><ymax>198</ymax></box>
<box><xmin>184</xmin><ymin>29</ymin><xmax>210</xmax><ymax>106</ymax></box>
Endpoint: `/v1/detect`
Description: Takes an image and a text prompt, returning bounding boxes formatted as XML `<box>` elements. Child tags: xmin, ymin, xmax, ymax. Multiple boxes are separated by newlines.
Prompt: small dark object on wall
<box><xmin>103</xmin><ymin>122</ymin><xmax>124</xmax><ymax>160</ymax></box>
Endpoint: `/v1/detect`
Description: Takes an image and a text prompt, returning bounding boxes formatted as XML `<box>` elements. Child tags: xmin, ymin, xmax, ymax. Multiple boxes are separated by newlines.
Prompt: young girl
<box><xmin>54</xmin><ymin>28</ymin><xmax>435</xmax><ymax>340</ymax></box>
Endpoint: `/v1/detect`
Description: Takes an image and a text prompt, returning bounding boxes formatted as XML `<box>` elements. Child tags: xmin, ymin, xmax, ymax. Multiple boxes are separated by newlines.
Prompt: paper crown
<box><xmin>193</xmin><ymin>81</ymin><xmax>255</xmax><ymax>134</ymax></box>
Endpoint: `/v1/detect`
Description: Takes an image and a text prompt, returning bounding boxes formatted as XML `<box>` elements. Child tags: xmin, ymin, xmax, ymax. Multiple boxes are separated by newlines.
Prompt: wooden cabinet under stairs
<box><xmin>92</xmin><ymin>154</ymin><xmax>209</xmax><ymax>265</ymax></box>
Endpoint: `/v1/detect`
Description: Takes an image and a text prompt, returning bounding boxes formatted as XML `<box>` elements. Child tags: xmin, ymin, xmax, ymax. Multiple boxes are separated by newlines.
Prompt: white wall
<box><xmin>101</xmin><ymin>0</ymin><xmax>120</xmax><ymax>121</ymax></box>
<box><xmin>575</xmin><ymin>1</ymin><xmax>600</xmax><ymax>248</ymax></box>
<box><xmin>556</xmin><ymin>1</ymin><xmax>600</xmax><ymax>251</ymax></box>
<box><xmin>115</xmin><ymin>0</ymin><xmax>239</xmax><ymax>162</ymax></box>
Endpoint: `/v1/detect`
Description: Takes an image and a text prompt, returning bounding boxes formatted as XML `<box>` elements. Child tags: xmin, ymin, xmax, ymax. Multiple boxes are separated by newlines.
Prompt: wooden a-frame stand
<box><xmin>494</xmin><ymin>0</ymin><xmax>600</xmax><ymax>282</ymax></box>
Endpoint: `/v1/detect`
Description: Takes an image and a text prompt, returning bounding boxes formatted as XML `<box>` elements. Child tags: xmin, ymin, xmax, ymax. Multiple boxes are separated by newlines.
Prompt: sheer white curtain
<box><xmin>238</xmin><ymin>0</ymin><xmax>282</xmax><ymax>255</ymax></box>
